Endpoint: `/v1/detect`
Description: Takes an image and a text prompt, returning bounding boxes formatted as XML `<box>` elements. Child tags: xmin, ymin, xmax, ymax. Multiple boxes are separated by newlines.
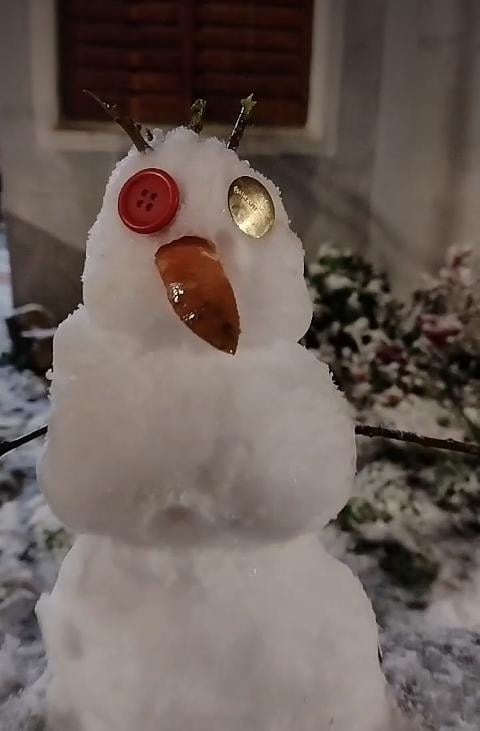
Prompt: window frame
<box><xmin>29</xmin><ymin>0</ymin><xmax>345</xmax><ymax>156</ymax></box>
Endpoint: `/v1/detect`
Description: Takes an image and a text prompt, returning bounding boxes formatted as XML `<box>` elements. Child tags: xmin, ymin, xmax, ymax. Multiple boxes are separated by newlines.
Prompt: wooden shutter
<box><xmin>59</xmin><ymin>0</ymin><xmax>314</xmax><ymax>126</ymax></box>
<box><xmin>59</xmin><ymin>1</ymin><xmax>191</xmax><ymax>122</ymax></box>
<box><xmin>193</xmin><ymin>1</ymin><xmax>314</xmax><ymax>125</ymax></box>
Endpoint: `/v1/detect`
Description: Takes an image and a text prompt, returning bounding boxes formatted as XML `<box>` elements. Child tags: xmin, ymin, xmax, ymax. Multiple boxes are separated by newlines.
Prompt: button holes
<box><xmin>150</xmin><ymin>192</ymin><xmax>158</xmax><ymax>200</ymax></box>
<box><xmin>145</xmin><ymin>203</ymin><xmax>153</xmax><ymax>211</ymax></box>
<box><xmin>141</xmin><ymin>189</ymin><xmax>148</xmax><ymax>197</ymax></box>
<box><xmin>136</xmin><ymin>199</ymin><xmax>144</xmax><ymax>208</ymax></box>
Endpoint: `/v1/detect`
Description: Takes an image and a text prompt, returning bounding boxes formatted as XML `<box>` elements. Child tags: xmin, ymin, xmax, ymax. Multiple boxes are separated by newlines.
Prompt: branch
<box><xmin>355</xmin><ymin>424</ymin><xmax>480</xmax><ymax>457</ymax></box>
<box><xmin>227</xmin><ymin>94</ymin><xmax>256</xmax><ymax>151</ymax></box>
<box><xmin>0</xmin><ymin>423</ymin><xmax>478</xmax><ymax>460</ymax></box>
<box><xmin>83</xmin><ymin>90</ymin><xmax>152</xmax><ymax>152</ymax></box>
<box><xmin>0</xmin><ymin>425</ymin><xmax>48</xmax><ymax>458</ymax></box>
<box><xmin>188</xmin><ymin>99</ymin><xmax>207</xmax><ymax>133</ymax></box>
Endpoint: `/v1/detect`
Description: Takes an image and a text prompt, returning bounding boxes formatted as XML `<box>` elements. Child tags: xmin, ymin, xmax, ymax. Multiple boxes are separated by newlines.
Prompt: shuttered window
<box><xmin>58</xmin><ymin>1</ymin><xmax>314</xmax><ymax>126</ymax></box>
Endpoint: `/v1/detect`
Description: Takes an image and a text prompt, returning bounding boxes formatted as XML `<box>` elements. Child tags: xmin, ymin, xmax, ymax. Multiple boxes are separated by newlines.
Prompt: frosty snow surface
<box><xmin>41</xmin><ymin>311</ymin><xmax>356</xmax><ymax>546</ymax></box>
<box><xmin>37</xmin><ymin>534</ymin><xmax>389</xmax><ymax>731</ymax></box>
<box><xmin>37</xmin><ymin>128</ymin><xmax>393</xmax><ymax>730</ymax></box>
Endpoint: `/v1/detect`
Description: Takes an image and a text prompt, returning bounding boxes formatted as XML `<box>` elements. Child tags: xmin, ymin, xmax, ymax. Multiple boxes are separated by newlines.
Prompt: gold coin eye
<box><xmin>227</xmin><ymin>176</ymin><xmax>275</xmax><ymax>239</ymax></box>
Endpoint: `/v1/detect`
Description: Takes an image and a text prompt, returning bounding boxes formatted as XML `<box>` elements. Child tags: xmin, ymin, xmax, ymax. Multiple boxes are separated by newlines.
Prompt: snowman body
<box><xmin>39</xmin><ymin>535</ymin><xmax>387</xmax><ymax>731</ymax></box>
<box><xmin>38</xmin><ymin>128</ymin><xmax>389</xmax><ymax>730</ymax></box>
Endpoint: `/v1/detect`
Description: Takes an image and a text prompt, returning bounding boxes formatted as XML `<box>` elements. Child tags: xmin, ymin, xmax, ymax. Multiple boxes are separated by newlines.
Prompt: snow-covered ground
<box><xmin>0</xmin><ymin>237</ymin><xmax>478</xmax><ymax>729</ymax></box>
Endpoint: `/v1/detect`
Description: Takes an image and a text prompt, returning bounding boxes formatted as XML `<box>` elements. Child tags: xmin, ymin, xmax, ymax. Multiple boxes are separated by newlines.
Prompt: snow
<box><xmin>426</xmin><ymin>573</ymin><xmax>480</xmax><ymax>632</ymax></box>
<box><xmin>83</xmin><ymin>128</ymin><xmax>312</xmax><ymax>347</ymax></box>
<box><xmin>37</xmin><ymin>130</ymin><xmax>393</xmax><ymax>730</ymax></box>
<box><xmin>40</xmin><ymin>308</ymin><xmax>355</xmax><ymax>546</ymax></box>
<box><xmin>0</xmin><ymin>224</ymin><xmax>12</xmax><ymax>355</ymax></box>
<box><xmin>371</xmin><ymin>396</ymin><xmax>467</xmax><ymax>440</ymax></box>
<box><xmin>0</xmin><ymin>362</ymin><xmax>479</xmax><ymax>728</ymax></box>
<box><xmin>324</xmin><ymin>273</ymin><xmax>354</xmax><ymax>290</ymax></box>
<box><xmin>0</xmin><ymin>637</ymin><xmax>47</xmax><ymax>731</ymax></box>
<box><xmin>37</xmin><ymin>534</ymin><xmax>390</xmax><ymax>731</ymax></box>
<box><xmin>382</xmin><ymin>628</ymin><xmax>480</xmax><ymax>730</ymax></box>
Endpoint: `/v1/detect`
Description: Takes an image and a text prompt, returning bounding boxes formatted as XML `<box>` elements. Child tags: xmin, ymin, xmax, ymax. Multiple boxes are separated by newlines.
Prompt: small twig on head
<box><xmin>188</xmin><ymin>99</ymin><xmax>207</xmax><ymax>133</ymax></box>
<box><xmin>227</xmin><ymin>94</ymin><xmax>257</xmax><ymax>152</ymax></box>
<box><xmin>355</xmin><ymin>424</ymin><xmax>480</xmax><ymax>457</ymax></box>
<box><xmin>83</xmin><ymin>90</ymin><xmax>152</xmax><ymax>152</ymax></box>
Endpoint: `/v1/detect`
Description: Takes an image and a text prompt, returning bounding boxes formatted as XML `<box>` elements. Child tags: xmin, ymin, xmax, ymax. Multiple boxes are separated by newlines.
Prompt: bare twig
<box><xmin>355</xmin><ymin>424</ymin><xmax>480</xmax><ymax>457</ymax></box>
<box><xmin>0</xmin><ymin>423</ymin><xmax>478</xmax><ymax>460</ymax></box>
<box><xmin>0</xmin><ymin>425</ymin><xmax>47</xmax><ymax>458</ymax></box>
<box><xmin>227</xmin><ymin>94</ymin><xmax>257</xmax><ymax>151</ymax></box>
<box><xmin>83</xmin><ymin>90</ymin><xmax>152</xmax><ymax>152</ymax></box>
<box><xmin>188</xmin><ymin>99</ymin><xmax>207</xmax><ymax>133</ymax></box>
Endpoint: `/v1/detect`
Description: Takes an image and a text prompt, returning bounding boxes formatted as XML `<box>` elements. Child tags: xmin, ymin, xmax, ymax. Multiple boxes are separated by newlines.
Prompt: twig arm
<box><xmin>0</xmin><ymin>425</ymin><xmax>48</xmax><ymax>458</ymax></box>
<box><xmin>355</xmin><ymin>424</ymin><xmax>480</xmax><ymax>457</ymax></box>
<box><xmin>0</xmin><ymin>423</ymin><xmax>478</xmax><ymax>460</ymax></box>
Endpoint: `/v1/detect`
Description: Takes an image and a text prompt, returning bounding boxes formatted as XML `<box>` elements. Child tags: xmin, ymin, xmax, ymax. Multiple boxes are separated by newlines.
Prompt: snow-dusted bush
<box><xmin>306</xmin><ymin>244</ymin><xmax>480</xmax><ymax>599</ymax></box>
<box><xmin>305</xmin><ymin>244</ymin><xmax>480</xmax><ymax>439</ymax></box>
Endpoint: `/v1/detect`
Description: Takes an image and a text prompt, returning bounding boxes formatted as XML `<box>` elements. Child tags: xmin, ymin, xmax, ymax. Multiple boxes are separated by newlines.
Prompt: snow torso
<box><xmin>39</xmin><ymin>306</ymin><xmax>355</xmax><ymax>546</ymax></box>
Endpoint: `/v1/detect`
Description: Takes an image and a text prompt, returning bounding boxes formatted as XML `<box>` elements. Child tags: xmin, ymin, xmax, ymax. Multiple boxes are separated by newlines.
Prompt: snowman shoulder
<box><xmin>237</xmin><ymin>342</ymin><xmax>353</xmax><ymax>422</ymax></box>
<box><xmin>51</xmin><ymin>306</ymin><xmax>138</xmax><ymax>377</ymax></box>
<box><xmin>224</xmin><ymin>343</ymin><xmax>356</xmax><ymax>532</ymax></box>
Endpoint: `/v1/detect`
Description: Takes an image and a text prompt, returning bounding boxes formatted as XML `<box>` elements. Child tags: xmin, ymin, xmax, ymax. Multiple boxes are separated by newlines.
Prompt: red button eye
<box><xmin>118</xmin><ymin>168</ymin><xmax>180</xmax><ymax>234</ymax></box>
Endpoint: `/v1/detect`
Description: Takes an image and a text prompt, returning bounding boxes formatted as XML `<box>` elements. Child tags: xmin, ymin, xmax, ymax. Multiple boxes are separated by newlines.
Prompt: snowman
<box><xmin>36</xmin><ymin>96</ymin><xmax>392</xmax><ymax>731</ymax></box>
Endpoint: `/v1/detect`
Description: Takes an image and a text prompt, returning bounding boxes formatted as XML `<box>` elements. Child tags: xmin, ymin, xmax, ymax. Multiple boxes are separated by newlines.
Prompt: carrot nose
<box><xmin>155</xmin><ymin>236</ymin><xmax>240</xmax><ymax>355</ymax></box>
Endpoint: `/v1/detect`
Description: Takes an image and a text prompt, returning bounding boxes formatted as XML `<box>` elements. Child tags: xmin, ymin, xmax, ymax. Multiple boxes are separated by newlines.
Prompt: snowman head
<box><xmin>83</xmin><ymin>96</ymin><xmax>312</xmax><ymax>353</ymax></box>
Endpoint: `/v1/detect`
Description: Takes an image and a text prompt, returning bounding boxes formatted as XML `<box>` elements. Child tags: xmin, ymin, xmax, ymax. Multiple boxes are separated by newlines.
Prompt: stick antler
<box><xmin>227</xmin><ymin>94</ymin><xmax>257</xmax><ymax>152</ymax></box>
<box><xmin>83</xmin><ymin>90</ymin><xmax>152</xmax><ymax>152</ymax></box>
<box><xmin>188</xmin><ymin>99</ymin><xmax>207</xmax><ymax>133</ymax></box>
